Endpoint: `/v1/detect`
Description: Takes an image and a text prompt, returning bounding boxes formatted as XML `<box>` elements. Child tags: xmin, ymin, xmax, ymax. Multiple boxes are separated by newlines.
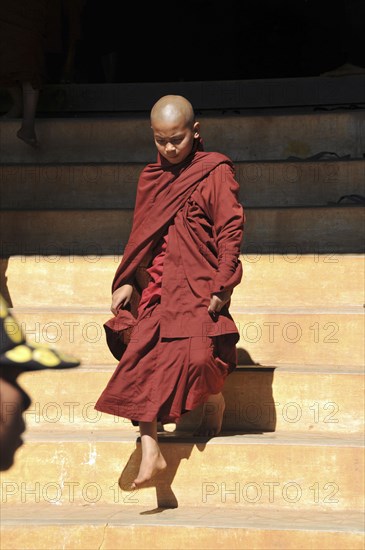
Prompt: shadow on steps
<box><xmin>118</xmin><ymin>348</ymin><xmax>276</xmax><ymax>511</ymax></box>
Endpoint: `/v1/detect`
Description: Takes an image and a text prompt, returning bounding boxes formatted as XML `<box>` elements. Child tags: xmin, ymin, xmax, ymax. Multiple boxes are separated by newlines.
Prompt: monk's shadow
<box><xmin>176</xmin><ymin>348</ymin><xmax>277</xmax><ymax>435</ymax></box>
<box><xmin>118</xmin><ymin>348</ymin><xmax>277</xmax><ymax>513</ymax></box>
<box><xmin>222</xmin><ymin>347</ymin><xmax>277</xmax><ymax>434</ymax></box>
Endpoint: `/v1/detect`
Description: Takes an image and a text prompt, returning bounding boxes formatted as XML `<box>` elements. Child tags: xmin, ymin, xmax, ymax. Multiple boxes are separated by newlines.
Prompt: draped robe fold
<box><xmin>95</xmin><ymin>138</ymin><xmax>245</xmax><ymax>424</ymax></box>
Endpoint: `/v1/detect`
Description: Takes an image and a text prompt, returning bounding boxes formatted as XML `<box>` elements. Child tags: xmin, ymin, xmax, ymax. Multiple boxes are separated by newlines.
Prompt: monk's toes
<box><xmin>131</xmin><ymin>477</ymin><xmax>145</xmax><ymax>489</ymax></box>
<box><xmin>16</xmin><ymin>129</ymin><xmax>39</xmax><ymax>148</ymax></box>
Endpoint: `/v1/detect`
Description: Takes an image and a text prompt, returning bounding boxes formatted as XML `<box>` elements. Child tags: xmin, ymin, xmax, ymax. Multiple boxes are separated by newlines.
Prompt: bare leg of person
<box><xmin>131</xmin><ymin>418</ymin><xmax>167</xmax><ymax>489</ymax></box>
<box><xmin>194</xmin><ymin>392</ymin><xmax>226</xmax><ymax>437</ymax></box>
<box><xmin>16</xmin><ymin>82</ymin><xmax>39</xmax><ymax>147</ymax></box>
<box><xmin>2</xmin><ymin>85</ymin><xmax>23</xmax><ymax>118</ymax></box>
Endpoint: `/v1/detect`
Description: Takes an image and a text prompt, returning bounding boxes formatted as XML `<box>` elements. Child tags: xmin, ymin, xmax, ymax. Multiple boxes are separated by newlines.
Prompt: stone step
<box><xmin>1</xmin><ymin>160</ymin><xmax>364</xmax><ymax>209</ymax></box>
<box><xmin>0</xmin><ymin>504</ymin><xmax>364</xmax><ymax>550</ymax></box>
<box><xmin>0</xmin><ymin>110</ymin><xmax>363</xmax><ymax>163</ymax></box>
<box><xmin>2</xmin><ymin>75</ymin><xmax>365</xmax><ymax>112</ymax></box>
<box><xmin>2</xmin><ymin>429</ymin><xmax>363</xmax><ymax>511</ymax></box>
<box><xmin>2</xmin><ymin>254</ymin><xmax>364</xmax><ymax>308</ymax></box>
<box><xmin>8</xmin><ymin>307</ymin><xmax>364</xmax><ymax>367</ymax></box>
<box><xmin>17</xmin><ymin>364</ymin><xmax>364</xmax><ymax>435</ymax></box>
<box><xmin>1</xmin><ymin>206</ymin><xmax>364</xmax><ymax>256</ymax></box>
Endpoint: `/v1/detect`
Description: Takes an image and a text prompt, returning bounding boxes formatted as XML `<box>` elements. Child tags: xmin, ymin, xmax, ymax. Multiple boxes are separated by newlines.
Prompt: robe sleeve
<box><xmin>204</xmin><ymin>162</ymin><xmax>245</xmax><ymax>295</ymax></box>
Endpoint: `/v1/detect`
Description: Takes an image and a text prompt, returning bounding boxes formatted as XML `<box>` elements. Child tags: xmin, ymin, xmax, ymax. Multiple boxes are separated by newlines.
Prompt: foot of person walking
<box><xmin>17</xmin><ymin>128</ymin><xmax>39</xmax><ymax>148</ymax></box>
<box><xmin>131</xmin><ymin>450</ymin><xmax>167</xmax><ymax>489</ymax></box>
<box><xmin>194</xmin><ymin>392</ymin><xmax>225</xmax><ymax>437</ymax></box>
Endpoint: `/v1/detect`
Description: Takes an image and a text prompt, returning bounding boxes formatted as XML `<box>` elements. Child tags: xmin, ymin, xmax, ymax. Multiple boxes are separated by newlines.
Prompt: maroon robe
<box><xmin>95</xmin><ymin>138</ymin><xmax>245</xmax><ymax>424</ymax></box>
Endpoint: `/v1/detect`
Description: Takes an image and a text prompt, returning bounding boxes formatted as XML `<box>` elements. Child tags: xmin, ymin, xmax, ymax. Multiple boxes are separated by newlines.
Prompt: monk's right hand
<box><xmin>111</xmin><ymin>284</ymin><xmax>133</xmax><ymax>315</ymax></box>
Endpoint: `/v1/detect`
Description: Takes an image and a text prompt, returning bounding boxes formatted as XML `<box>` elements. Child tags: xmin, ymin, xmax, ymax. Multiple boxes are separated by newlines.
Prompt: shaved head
<box><xmin>150</xmin><ymin>95</ymin><xmax>200</xmax><ymax>164</ymax></box>
<box><xmin>150</xmin><ymin>95</ymin><xmax>195</xmax><ymax>129</ymax></box>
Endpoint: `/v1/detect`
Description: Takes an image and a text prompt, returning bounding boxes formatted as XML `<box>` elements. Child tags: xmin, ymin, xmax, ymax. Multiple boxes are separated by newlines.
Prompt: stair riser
<box><xmin>8</xmin><ymin>310</ymin><xmax>364</xmax><ymax>366</ymax></box>
<box><xmin>2</xmin><ymin>255</ymin><xmax>364</xmax><ymax>308</ymax></box>
<box><xmin>17</xmin><ymin>370</ymin><xmax>364</xmax><ymax>434</ymax></box>
<box><xmin>0</xmin><ymin>112</ymin><xmax>363</xmax><ymax>163</ymax></box>
<box><xmin>1</xmin><ymin>441</ymin><xmax>363</xmax><ymax>510</ymax></box>
<box><xmin>1</xmin><ymin>207</ymin><xmax>364</xmax><ymax>256</ymax></box>
<box><xmin>1</xmin><ymin>161</ymin><xmax>364</xmax><ymax>208</ymax></box>
<box><xmin>0</xmin><ymin>524</ymin><xmax>364</xmax><ymax>550</ymax></box>
<box><xmin>2</xmin><ymin>76</ymin><xmax>365</xmax><ymax>111</ymax></box>
<box><xmin>234</xmin><ymin>312</ymin><xmax>364</xmax><ymax>367</ymax></box>
<box><xmin>3</xmin><ymin>74</ymin><xmax>365</xmax><ymax>108</ymax></box>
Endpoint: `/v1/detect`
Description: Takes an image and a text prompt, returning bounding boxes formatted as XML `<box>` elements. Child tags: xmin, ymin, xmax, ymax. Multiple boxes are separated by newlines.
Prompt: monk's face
<box><xmin>0</xmin><ymin>368</ymin><xmax>31</xmax><ymax>471</ymax></box>
<box><xmin>152</xmin><ymin>117</ymin><xmax>200</xmax><ymax>165</ymax></box>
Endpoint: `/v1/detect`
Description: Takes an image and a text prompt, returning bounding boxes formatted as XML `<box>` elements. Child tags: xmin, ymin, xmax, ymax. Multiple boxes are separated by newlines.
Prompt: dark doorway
<box><xmin>45</xmin><ymin>0</ymin><xmax>365</xmax><ymax>83</ymax></box>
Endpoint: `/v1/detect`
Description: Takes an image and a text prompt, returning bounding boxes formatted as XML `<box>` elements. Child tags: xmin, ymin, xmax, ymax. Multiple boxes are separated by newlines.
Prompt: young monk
<box><xmin>94</xmin><ymin>95</ymin><xmax>244</xmax><ymax>489</ymax></box>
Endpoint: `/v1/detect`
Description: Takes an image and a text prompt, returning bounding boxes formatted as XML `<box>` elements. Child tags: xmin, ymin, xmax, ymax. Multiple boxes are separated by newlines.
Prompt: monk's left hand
<box><xmin>208</xmin><ymin>290</ymin><xmax>231</xmax><ymax>315</ymax></box>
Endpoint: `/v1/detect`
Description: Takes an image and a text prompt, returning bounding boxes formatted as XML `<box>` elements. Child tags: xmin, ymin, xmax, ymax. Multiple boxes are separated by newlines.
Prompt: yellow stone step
<box><xmin>232</xmin><ymin>307</ymin><xmax>364</xmax><ymax>367</ymax></box>
<box><xmin>1</xmin><ymin>430</ymin><xmax>363</xmax><ymax>511</ymax></box>
<box><xmin>0</xmin><ymin>504</ymin><xmax>364</xmax><ymax>550</ymax></box>
<box><xmin>17</xmin><ymin>364</ymin><xmax>365</xmax><ymax>435</ymax></box>
<box><xmin>8</xmin><ymin>307</ymin><xmax>365</xmax><ymax>366</ymax></box>
<box><xmin>240</xmin><ymin>254</ymin><xmax>365</xmax><ymax>308</ymax></box>
<box><xmin>1</xmin><ymin>206</ymin><xmax>364</xmax><ymax>255</ymax></box>
<box><xmin>2</xmin><ymin>254</ymin><xmax>364</xmax><ymax>308</ymax></box>
<box><xmin>1</xmin><ymin>160</ymin><xmax>364</xmax><ymax>208</ymax></box>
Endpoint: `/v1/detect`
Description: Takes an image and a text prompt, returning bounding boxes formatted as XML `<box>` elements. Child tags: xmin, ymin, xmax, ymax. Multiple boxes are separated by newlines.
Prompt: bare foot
<box><xmin>194</xmin><ymin>392</ymin><xmax>225</xmax><ymax>437</ymax></box>
<box><xmin>131</xmin><ymin>449</ymin><xmax>167</xmax><ymax>489</ymax></box>
<box><xmin>17</xmin><ymin>128</ymin><xmax>39</xmax><ymax>148</ymax></box>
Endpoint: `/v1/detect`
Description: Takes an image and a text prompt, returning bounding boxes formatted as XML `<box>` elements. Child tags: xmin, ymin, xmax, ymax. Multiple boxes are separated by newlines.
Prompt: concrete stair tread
<box><xmin>69</xmin><ymin>362</ymin><xmax>365</xmax><ymax>374</ymax></box>
<box><xmin>2</xmin><ymin>108</ymin><xmax>364</xmax><ymax>118</ymax></box>
<box><xmin>3</xmin><ymin>205</ymin><xmax>365</xmax><ymax>212</ymax></box>
<box><xmin>2</xmin><ymin>158</ymin><xmax>363</xmax><ymax>165</ymax></box>
<box><xmin>1</xmin><ymin>503</ymin><xmax>364</xmax><ymax>532</ymax></box>
<box><xmin>1</xmin><ymin>510</ymin><xmax>363</xmax><ymax>550</ymax></box>
<box><xmin>21</xmin><ymin>428</ymin><xmax>365</xmax><ymax>447</ymax></box>
<box><xmin>1</xmin><ymin>156</ymin><xmax>364</xmax><ymax>162</ymax></box>
<box><xmin>2</xmin><ymin>108</ymin><xmax>364</xmax><ymax>119</ymax></box>
<box><xmin>10</xmin><ymin>305</ymin><xmax>365</xmax><ymax>313</ymax></box>
<box><xmin>237</xmin><ymin>362</ymin><xmax>365</xmax><ymax>374</ymax></box>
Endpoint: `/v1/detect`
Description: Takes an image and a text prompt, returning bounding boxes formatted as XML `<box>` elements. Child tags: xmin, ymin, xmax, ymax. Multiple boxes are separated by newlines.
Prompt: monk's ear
<box><xmin>193</xmin><ymin>122</ymin><xmax>200</xmax><ymax>137</ymax></box>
